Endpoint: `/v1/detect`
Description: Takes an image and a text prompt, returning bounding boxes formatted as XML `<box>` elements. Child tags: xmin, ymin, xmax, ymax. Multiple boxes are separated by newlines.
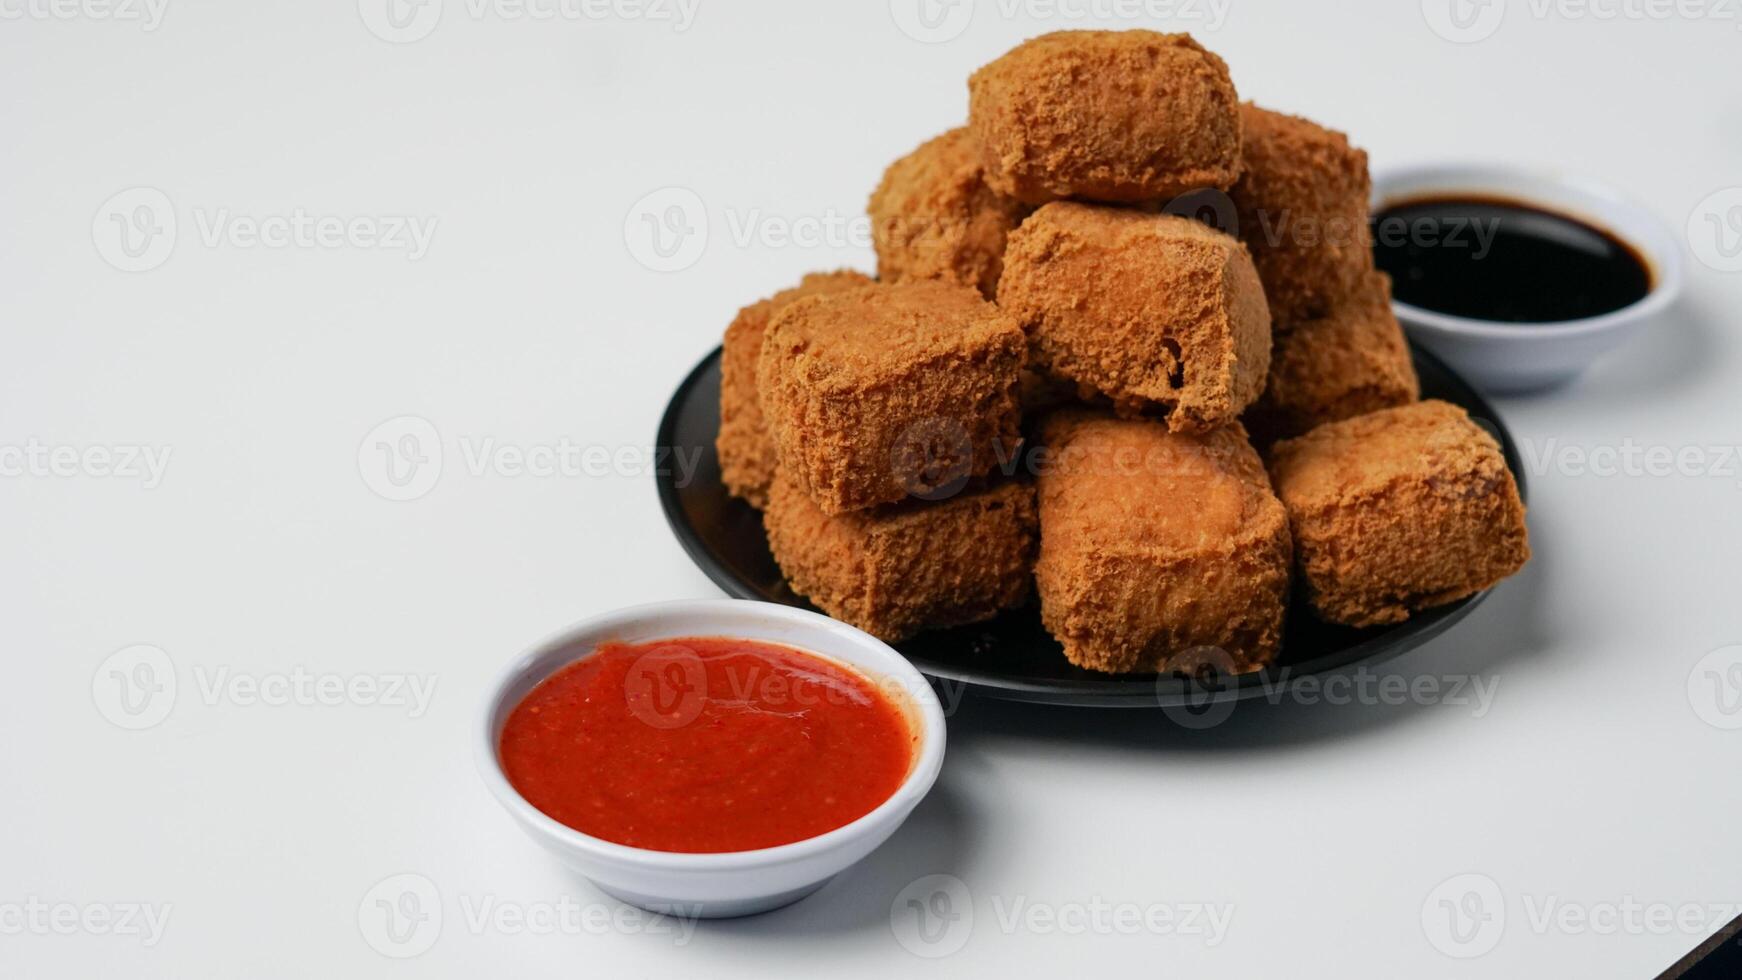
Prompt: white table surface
<box><xmin>4</xmin><ymin>2</ymin><xmax>1739</xmax><ymax>977</ymax></box>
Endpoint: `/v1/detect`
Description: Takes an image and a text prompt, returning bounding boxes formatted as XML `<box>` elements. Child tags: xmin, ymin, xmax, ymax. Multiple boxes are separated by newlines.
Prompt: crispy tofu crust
<box><xmin>1034</xmin><ymin>411</ymin><xmax>1291</xmax><ymax>674</ymax></box>
<box><xmin>1244</xmin><ymin>272</ymin><xmax>1420</xmax><ymax>445</ymax></box>
<box><xmin>716</xmin><ymin>269</ymin><xmax>873</xmax><ymax>508</ymax></box>
<box><xmin>968</xmin><ymin>30</ymin><xmax>1242</xmax><ymax>205</ymax></box>
<box><xmin>1268</xmin><ymin>400</ymin><xmax>1530</xmax><ymax>627</ymax></box>
<box><xmin>765</xmin><ymin>469</ymin><xmax>1038</xmax><ymax>642</ymax></box>
<box><xmin>1230</xmin><ymin>103</ymin><xmax>1374</xmax><ymax>325</ymax></box>
<box><xmin>998</xmin><ymin>201</ymin><xmax>1271</xmax><ymax>433</ymax></box>
<box><xmin>758</xmin><ymin>280</ymin><xmax>1026</xmax><ymax>514</ymax></box>
<box><xmin>869</xmin><ymin>127</ymin><xmax>1030</xmax><ymax>300</ymax></box>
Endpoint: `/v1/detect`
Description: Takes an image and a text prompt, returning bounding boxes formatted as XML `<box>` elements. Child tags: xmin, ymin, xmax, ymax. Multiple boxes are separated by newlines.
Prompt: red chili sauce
<box><xmin>498</xmin><ymin>637</ymin><xmax>916</xmax><ymax>853</ymax></box>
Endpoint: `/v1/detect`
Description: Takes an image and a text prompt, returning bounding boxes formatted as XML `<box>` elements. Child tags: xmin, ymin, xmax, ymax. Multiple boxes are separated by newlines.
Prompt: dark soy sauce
<box><xmin>1371</xmin><ymin>195</ymin><xmax>1653</xmax><ymax>323</ymax></box>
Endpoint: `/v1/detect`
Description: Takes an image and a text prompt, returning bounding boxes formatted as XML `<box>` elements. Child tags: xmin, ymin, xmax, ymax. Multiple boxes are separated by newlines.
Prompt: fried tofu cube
<box><xmin>1268</xmin><ymin>400</ymin><xmax>1530</xmax><ymax>627</ymax></box>
<box><xmin>717</xmin><ymin>269</ymin><xmax>873</xmax><ymax>509</ymax></box>
<box><xmin>759</xmin><ymin>280</ymin><xmax>1025</xmax><ymax>514</ymax></box>
<box><xmin>1034</xmin><ymin>412</ymin><xmax>1291</xmax><ymax>674</ymax></box>
<box><xmin>765</xmin><ymin>469</ymin><xmax>1037</xmax><ymax>642</ymax></box>
<box><xmin>869</xmin><ymin>127</ymin><xmax>1030</xmax><ymax>300</ymax></box>
<box><xmin>1230</xmin><ymin>103</ymin><xmax>1374</xmax><ymax>325</ymax></box>
<box><xmin>1244</xmin><ymin>272</ymin><xmax>1420</xmax><ymax>445</ymax></box>
<box><xmin>968</xmin><ymin>30</ymin><xmax>1242</xmax><ymax>205</ymax></box>
<box><xmin>998</xmin><ymin>202</ymin><xmax>1271</xmax><ymax>433</ymax></box>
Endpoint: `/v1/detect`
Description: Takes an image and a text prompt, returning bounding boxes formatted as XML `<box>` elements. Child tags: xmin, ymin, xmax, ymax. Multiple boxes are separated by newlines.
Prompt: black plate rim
<box><xmin>655</xmin><ymin>342</ymin><xmax>1525</xmax><ymax>707</ymax></box>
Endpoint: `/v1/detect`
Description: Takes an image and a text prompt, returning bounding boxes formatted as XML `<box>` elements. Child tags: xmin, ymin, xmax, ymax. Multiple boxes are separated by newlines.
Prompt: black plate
<box><xmin>655</xmin><ymin>344</ymin><xmax>1526</xmax><ymax>707</ymax></box>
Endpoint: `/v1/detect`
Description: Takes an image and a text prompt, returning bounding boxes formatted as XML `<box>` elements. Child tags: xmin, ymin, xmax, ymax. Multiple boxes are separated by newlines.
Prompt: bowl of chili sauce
<box><xmin>477</xmin><ymin>599</ymin><xmax>947</xmax><ymax>918</ymax></box>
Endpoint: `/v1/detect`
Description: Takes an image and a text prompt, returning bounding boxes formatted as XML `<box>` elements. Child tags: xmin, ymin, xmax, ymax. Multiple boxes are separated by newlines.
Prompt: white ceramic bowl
<box><xmin>1372</xmin><ymin>163</ymin><xmax>1683</xmax><ymax>393</ymax></box>
<box><xmin>476</xmin><ymin>599</ymin><xmax>947</xmax><ymax>918</ymax></box>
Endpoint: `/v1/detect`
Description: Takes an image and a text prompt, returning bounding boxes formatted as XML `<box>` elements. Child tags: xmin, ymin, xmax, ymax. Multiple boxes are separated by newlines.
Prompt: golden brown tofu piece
<box><xmin>998</xmin><ymin>202</ymin><xmax>1271</xmax><ymax>433</ymax></box>
<box><xmin>967</xmin><ymin>30</ymin><xmax>1242</xmax><ymax>205</ymax></box>
<box><xmin>869</xmin><ymin>127</ymin><xmax>1030</xmax><ymax>300</ymax></box>
<box><xmin>1245</xmin><ymin>272</ymin><xmax>1420</xmax><ymax>445</ymax></box>
<box><xmin>1230</xmin><ymin>103</ymin><xmax>1374</xmax><ymax>325</ymax></box>
<box><xmin>716</xmin><ymin>269</ymin><xmax>873</xmax><ymax>509</ymax></box>
<box><xmin>1268</xmin><ymin>400</ymin><xmax>1530</xmax><ymax>627</ymax></box>
<box><xmin>1034</xmin><ymin>411</ymin><xmax>1291</xmax><ymax>674</ymax></box>
<box><xmin>765</xmin><ymin>469</ymin><xmax>1037</xmax><ymax>642</ymax></box>
<box><xmin>759</xmin><ymin>280</ymin><xmax>1025</xmax><ymax>514</ymax></box>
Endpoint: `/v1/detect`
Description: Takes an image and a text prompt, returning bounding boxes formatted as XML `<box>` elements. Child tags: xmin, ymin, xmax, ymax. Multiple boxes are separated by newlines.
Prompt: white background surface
<box><xmin>3</xmin><ymin>1</ymin><xmax>1740</xmax><ymax>977</ymax></box>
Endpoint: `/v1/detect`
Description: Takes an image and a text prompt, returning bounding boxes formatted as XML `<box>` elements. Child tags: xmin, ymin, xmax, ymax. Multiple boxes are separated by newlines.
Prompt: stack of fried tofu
<box><xmin>716</xmin><ymin>30</ymin><xmax>1529</xmax><ymax>673</ymax></box>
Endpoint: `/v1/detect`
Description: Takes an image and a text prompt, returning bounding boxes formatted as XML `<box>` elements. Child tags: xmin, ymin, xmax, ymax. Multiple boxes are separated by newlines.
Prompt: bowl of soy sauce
<box><xmin>1371</xmin><ymin>164</ymin><xmax>1683</xmax><ymax>392</ymax></box>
